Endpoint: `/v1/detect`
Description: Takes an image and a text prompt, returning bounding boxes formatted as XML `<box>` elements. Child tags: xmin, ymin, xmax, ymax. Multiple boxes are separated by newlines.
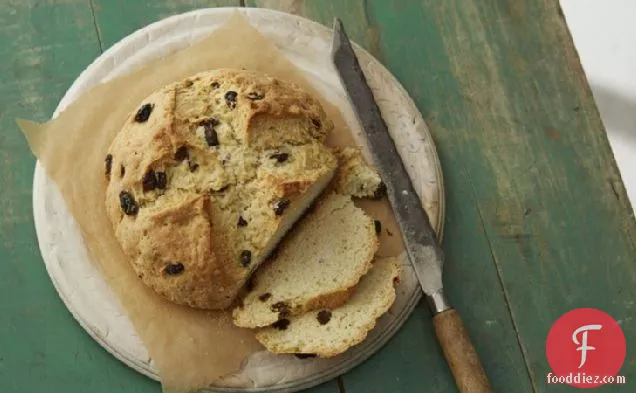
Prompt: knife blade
<box><xmin>331</xmin><ymin>18</ymin><xmax>493</xmax><ymax>393</ymax></box>
<box><xmin>331</xmin><ymin>18</ymin><xmax>445</xmax><ymax>309</ymax></box>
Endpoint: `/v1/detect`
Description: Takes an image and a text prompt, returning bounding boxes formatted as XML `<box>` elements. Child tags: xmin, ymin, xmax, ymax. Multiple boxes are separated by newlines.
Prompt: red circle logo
<box><xmin>546</xmin><ymin>308</ymin><xmax>626</xmax><ymax>388</ymax></box>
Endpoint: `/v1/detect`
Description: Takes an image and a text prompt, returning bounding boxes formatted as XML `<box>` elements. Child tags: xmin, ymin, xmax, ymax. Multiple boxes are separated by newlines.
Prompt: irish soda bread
<box><xmin>333</xmin><ymin>147</ymin><xmax>384</xmax><ymax>198</ymax></box>
<box><xmin>104</xmin><ymin>69</ymin><xmax>337</xmax><ymax>310</ymax></box>
<box><xmin>256</xmin><ymin>257</ymin><xmax>401</xmax><ymax>357</ymax></box>
<box><xmin>233</xmin><ymin>193</ymin><xmax>379</xmax><ymax>328</ymax></box>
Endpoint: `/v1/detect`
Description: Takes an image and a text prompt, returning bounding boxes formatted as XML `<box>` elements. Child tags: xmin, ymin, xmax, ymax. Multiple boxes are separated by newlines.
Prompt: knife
<box><xmin>331</xmin><ymin>18</ymin><xmax>493</xmax><ymax>393</ymax></box>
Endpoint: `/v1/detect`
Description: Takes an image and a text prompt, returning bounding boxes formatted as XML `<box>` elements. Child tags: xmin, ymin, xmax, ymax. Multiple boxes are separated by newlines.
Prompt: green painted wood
<box><xmin>91</xmin><ymin>0</ymin><xmax>240</xmax><ymax>49</ymax></box>
<box><xmin>250</xmin><ymin>1</ymin><xmax>636</xmax><ymax>392</ymax></box>
<box><xmin>0</xmin><ymin>1</ymin><xmax>158</xmax><ymax>393</ymax></box>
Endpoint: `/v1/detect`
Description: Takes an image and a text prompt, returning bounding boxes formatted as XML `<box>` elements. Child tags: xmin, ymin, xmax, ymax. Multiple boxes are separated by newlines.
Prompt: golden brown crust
<box><xmin>303</xmin><ymin>287</ymin><xmax>356</xmax><ymax>313</ymax></box>
<box><xmin>104</xmin><ymin>69</ymin><xmax>336</xmax><ymax>309</ymax></box>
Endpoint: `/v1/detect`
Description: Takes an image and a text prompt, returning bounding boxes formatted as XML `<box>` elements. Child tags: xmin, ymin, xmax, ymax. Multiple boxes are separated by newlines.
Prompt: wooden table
<box><xmin>1</xmin><ymin>1</ymin><xmax>634</xmax><ymax>392</ymax></box>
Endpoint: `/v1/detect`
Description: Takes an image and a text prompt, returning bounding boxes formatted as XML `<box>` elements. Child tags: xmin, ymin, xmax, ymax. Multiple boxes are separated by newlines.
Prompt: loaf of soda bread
<box><xmin>104</xmin><ymin>69</ymin><xmax>337</xmax><ymax>310</ymax></box>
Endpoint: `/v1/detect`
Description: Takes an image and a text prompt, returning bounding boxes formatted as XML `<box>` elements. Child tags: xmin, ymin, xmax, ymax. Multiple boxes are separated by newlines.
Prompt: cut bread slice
<box><xmin>255</xmin><ymin>257</ymin><xmax>401</xmax><ymax>358</ymax></box>
<box><xmin>247</xmin><ymin>162</ymin><xmax>337</xmax><ymax>278</ymax></box>
<box><xmin>233</xmin><ymin>193</ymin><xmax>379</xmax><ymax>328</ymax></box>
<box><xmin>333</xmin><ymin>147</ymin><xmax>385</xmax><ymax>199</ymax></box>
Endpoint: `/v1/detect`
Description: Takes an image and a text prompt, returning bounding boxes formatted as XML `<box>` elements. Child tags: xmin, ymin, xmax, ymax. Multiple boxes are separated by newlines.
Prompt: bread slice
<box><xmin>255</xmin><ymin>257</ymin><xmax>401</xmax><ymax>357</ymax></box>
<box><xmin>232</xmin><ymin>193</ymin><xmax>379</xmax><ymax>328</ymax></box>
<box><xmin>333</xmin><ymin>147</ymin><xmax>385</xmax><ymax>198</ymax></box>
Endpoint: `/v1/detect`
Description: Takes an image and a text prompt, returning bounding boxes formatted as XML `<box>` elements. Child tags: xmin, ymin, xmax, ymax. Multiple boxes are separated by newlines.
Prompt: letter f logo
<box><xmin>572</xmin><ymin>324</ymin><xmax>602</xmax><ymax>368</ymax></box>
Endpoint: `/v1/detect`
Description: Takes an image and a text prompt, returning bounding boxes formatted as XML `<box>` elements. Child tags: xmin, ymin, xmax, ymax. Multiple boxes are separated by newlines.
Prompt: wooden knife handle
<box><xmin>433</xmin><ymin>308</ymin><xmax>493</xmax><ymax>393</ymax></box>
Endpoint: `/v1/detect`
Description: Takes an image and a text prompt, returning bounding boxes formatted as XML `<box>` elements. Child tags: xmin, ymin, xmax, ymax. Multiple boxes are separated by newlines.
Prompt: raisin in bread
<box><xmin>104</xmin><ymin>69</ymin><xmax>338</xmax><ymax>310</ymax></box>
<box><xmin>232</xmin><ymin>193</ymin><xmax>379</xmax><ymax>328</ymax></box>
<box><xmin>333</xmin><ymin>147</ymin><xmax>385</xmax><ymax>198</ymax></box>
<box><xmin>255</xmin><ymin>257</ymin><xmax>400</xmax><ymax>357</ymax></box>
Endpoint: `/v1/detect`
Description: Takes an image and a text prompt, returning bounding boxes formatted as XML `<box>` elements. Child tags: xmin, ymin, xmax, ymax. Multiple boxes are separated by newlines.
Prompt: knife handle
<box><xmin>433</xmin><ymin>308</ymin><xmax>493</xmax><ymax>393</ymax></box>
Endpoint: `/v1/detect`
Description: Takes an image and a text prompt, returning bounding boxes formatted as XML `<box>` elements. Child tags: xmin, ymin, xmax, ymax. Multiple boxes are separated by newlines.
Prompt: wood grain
<box><xmin>434</xmin><ymin>309</ymin><xmax>492</xmax><ymax>393</ymax></box>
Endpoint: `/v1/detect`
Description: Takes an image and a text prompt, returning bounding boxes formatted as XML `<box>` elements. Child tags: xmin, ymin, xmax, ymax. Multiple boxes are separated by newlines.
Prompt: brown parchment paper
<box><xmin>17</xmin><ymin>12</ymin><xmax>404</xmax><ymax>393</ymax></box>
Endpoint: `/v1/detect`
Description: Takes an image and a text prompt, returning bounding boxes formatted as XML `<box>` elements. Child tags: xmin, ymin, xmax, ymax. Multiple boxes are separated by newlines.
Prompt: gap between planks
<box><xmin>87</xmin><ymin>0</ymin><xmax>104</xmax><ymax>53</ymax></box>
<box><xmin>468</xmin><ymin>167</ymin><xmax>538</xmax><ymax>393</ymax></box>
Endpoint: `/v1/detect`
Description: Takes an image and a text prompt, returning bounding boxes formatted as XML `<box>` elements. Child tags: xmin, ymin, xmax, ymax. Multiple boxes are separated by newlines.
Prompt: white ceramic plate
<box><xmin>33</xmin><ymin>8</ymin><xmax>444</xmax><ymax>392</ymax></box>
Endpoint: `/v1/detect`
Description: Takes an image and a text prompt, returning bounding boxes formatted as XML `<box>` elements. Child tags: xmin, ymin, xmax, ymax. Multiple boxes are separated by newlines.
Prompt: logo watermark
<box><xmin>547</xmin><ymin>372</ymin><xmax>626</xmax><ymax>385</ymax></box>
<box><xmin>546</xmin><ymin>308</ymin><xmax>626</xmax><ymax>388</ymax></box>
<box><xmin>572</xmin><ymin>324</ymin><xmax>602</xmax><ymax>368</ymax></box>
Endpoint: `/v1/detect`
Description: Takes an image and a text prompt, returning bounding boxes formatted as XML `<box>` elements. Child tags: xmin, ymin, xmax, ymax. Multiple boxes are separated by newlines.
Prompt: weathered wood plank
<box><xmin>422</xmin><ymin>1</ymin><xmax>636</xmax><ymax>390</ymax></box>
<box><xmin>247</xmin><ymin>1</ymin><xmax>536</xmax><ymax>392</ymax></box>
<box><xmin>0</xmin><ymin>1</ymin><xmax>162</xmax><ymax>392</ymax></box>
<box><xmin>91</xmin><ymin>0</ymin><xmax>240</xmax><ymax>49</ymax></box>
